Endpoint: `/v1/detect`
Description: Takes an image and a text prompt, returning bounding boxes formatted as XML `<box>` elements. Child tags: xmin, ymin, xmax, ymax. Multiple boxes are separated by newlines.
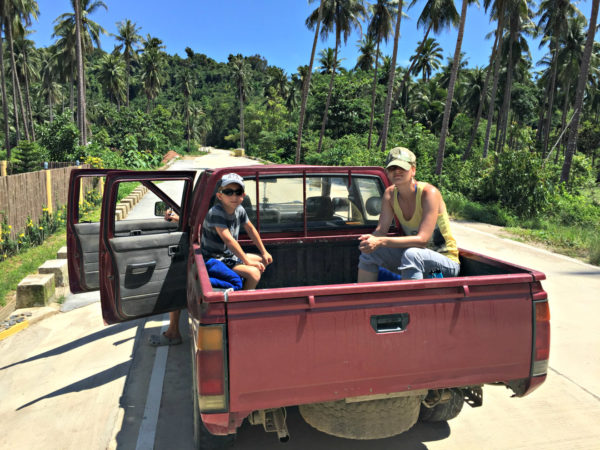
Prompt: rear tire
<box><xmin>419</xmin><ymin>388</ymin><xmax>464</xmax><ymax>422</ymax></box>
<box><xmin>299</xmin><ymin>394</ymin><xmax>424</xmax><ymax>440</ymax></box>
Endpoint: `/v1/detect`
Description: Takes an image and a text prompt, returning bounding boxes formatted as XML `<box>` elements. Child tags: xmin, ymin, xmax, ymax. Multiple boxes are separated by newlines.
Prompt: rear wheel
<box><xmin>419</xmin><ymin>388</ymin><xmax>464</xmax><ymax>422</ymax></box>
<box><xmin>299</xmin><ymin>394</ymin><xmax>424</xmax><ymax>440</ymax></box>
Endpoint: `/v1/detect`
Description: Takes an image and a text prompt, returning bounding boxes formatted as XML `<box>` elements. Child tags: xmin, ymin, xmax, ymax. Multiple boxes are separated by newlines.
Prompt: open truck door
<box><xmin>66</xmin><ymin>169</ymin><xmax>196</xmax><ymax>324</ymax></box>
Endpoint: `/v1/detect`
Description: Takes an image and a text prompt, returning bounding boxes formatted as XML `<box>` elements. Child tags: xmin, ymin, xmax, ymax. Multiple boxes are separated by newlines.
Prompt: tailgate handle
<box><xmin>371</xmin><ymin>313</ymin><xmax>410</xmax><ymax>334</ymax></box>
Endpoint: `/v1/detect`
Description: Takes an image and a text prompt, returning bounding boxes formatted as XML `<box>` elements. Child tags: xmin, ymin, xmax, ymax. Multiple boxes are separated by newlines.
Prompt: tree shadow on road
<box><xmin>0</xmin><ymin>319</ymin><xmax>142</xmax><ymax>371</ymax></box>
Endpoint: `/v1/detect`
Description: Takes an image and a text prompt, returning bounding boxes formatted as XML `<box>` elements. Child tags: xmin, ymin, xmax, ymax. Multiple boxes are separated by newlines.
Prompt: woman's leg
<box><xmin>399</xmin><ymin>248</ymin><xmax>460</xmax><ymax>280</ymax></box>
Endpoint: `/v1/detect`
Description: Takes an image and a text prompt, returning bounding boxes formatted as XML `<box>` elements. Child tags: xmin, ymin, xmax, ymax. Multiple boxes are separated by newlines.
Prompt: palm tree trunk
<box><xmin>7</xmin><ymin>19</ymin><xmax>29</xmax><ymax>141</ymax></box>
<box><xmin>380</xmin><ymin>0</ymin><xmax>404</xmax><ymax>154</ymax></box>
<box><xmin>239</xmin><ymin>88</ymin><xmax>245</xmax><ymax>150</ymax></box>
<box><xmin>496</xmin><ymin>13</ymin><xmax>518</xmax><ymax>153</ymax></box>
<box><xmin>48</xmin><ymin>91</ymin><xmax>54</xmax><ymax>123</ymax></box>
<box><xmin>541</xmin><ymin>26</ymin><xmax>561</xmax><ymax>158</ymax></box>
<box><xmin>436</xmin><ymin>0</ymin><xmax>468</xmax><ymax>175</ymax></box>
<box><xmin>558</xmin><ymin>82</ymin><xmax>571</xmax><ymax>160</ymax></box>
<box><xmin>74</xmin><ymin>0</ymin><xmax>87</xmax><ymax>145</ymax></box>
<box><xmin>464</xmin><ymin>30</ymin><xmax>499</xmax><ymax>161</ymax></box>
<box><xmin>0</xmin><ymin>26</ymin><xmax>11</xmax><ymax>155</ymax></box>
<box><xmin>483</xmin><ymin>10</ymin><xmax>505</xmax><ymax>158</ymax></box>
<box><xmin>295</xmin><ymin>0</ymin><xmax>324</xmax><ymax>163</ymax></box>
<box><xmin>367</xmin><ymin>38</ymin><xmax>381</xmax><ymax>151</ymax></box>
<box><xmin>23</xmin><ymin>48</ymin><xmax>36</xmax><ymax>142</ymax></box>
<box><xmin>317</xmin><ymin>36</ymin><xmax>340</xmax><ymax>154</ymax></box>
<box><xmin>561</xmin><ymin>0</ymin><xmax>598</xmax><ymax>183</ymax></box>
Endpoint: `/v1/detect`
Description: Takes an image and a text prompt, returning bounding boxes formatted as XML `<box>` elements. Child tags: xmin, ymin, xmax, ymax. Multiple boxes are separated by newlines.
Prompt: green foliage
<box><xmin>11</xmin><ymin>141</ymin><xmax>45</xmax><ymax>173</ymax></box>
<box><xmin>37</xmin><ymin>113</ymin><xmax>82</xmax><ymax>162</ymax></box>
<box><xmin>443</xmin><ymin>191</ymin><xmax>516</xmax><ymax>226</ymax></box>
<box><xmin>478</xmin><ymin>150</ymin><xmax>552</xmax><ymax>218</ymax></box>
<box><xmin>0</xmin><ymin>207</ymin><xmax>66</xmax><ymax>261</ymax></box>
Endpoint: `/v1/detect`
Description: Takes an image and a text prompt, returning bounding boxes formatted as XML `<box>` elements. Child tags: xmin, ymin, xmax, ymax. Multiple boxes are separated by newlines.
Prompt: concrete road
<box><xmin>1</xmin><ymin>149</ymin><xmax>599</xmax><ymax>449</ymax></box>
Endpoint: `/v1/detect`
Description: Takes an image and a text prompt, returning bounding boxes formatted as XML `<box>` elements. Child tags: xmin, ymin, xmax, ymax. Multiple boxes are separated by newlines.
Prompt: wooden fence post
<box><xmin>0</xmin><ymin>161</ymin><xmax>6</xmax><ymax>177</ymax></box>
<box><xmin>45</xmin><ymin>169</ymin><xmax>53</xmax><ymax>213</ymax></box>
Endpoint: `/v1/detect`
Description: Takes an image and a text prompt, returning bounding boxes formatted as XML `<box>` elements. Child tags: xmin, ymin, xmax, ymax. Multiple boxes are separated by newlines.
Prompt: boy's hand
<box><xmin>261</xmin><ymin>251</ymin><xmax>273</xmax><ymax>266</ymax></box>
<box><xmin>250</xmin><ymin>261</ymin><xmax>266</xmax><ymax>272</ymax></box>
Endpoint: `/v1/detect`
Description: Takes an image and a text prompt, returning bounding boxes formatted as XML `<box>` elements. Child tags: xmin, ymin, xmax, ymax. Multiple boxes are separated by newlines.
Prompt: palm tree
<box><xmin>228</xmin><ymin>54</ymin><xmax>251</xmax><ymax>150</ymax></box>
<box><xmin>561</xmin><ymin>0</ymin><xmax>598</xmax><ymax>182</ymax></box>
<box><xmin>410</xmin><ymin>37</ymin><xmax>443</xmax><ymax>81</ymax></box>
<box><xmin>318</xmin><ymin>47</ymin><xmax>341</xmax><ymax>74</ymax></box>
<box><xmin>114</xmin><ymin>19</ymin><xmax>142</xmax><ymax>107</ymax></box>
<box><xmin>482</xmin><ymin>0</ymin><xmax>509</xmax><ymax>157</ymax></box>
<box><xmin>140</xmin><ymin>46</ymin><xmax>163</xmax><ymax>112</ymax></box>
<box><xmin>97</xmin><ymin>51</ymin><xmax>126</xmax><ymax>108</ymax></box>
<box><xmin>296</xmin><ymin>0</ymin><xmax>324</xmax><ymax>163</ymax></box>
<box><xmin>366</xmin><ymin>0</ymin><xmax>397</xmax><ymax>150</ymax></box>
<box><xmin>396</xmin><ymin>0</ymin><xmax>459</xmax><ymax>108</ymax></box>
<box><xmin>435</xmin><ymin>0</ymin><xmax>472</xmax><ymax>175</ymax></box>
<box><xmin>306</xmin><ymin>0</ymin><xmax>367</xmax><ymax>153</ymax></box>
<box><xmin>553</xmin><ymin>13</ymin><xmax>587</xmax><ymax>156</ymax></box>
<box><xmin>380</xmin><ymin>0</ymin><xmax>404</xmax><ymax>153</ymax></box>
<box><xmin>14</xmin><ymin>30</ymin><xmax>38</xmax><ymax>141</ymax></box>
<box><xmin>536</xmin><ymin>0</ymin><xmax>581</xmax><ymax>157</ymax></box>
<box><xmin>53</xmin><ymin>0</ymin><xmax>107</xmax><ymax>144</ymax></box>
<box><xmin>0</xmin><ymin>0</ymin><xmax>10</xmax><ymax>152</ymax></box>
<box><xmin>39</xmin><ymin>46</ymin><xmax>61</xmax><ymax>122</ymax></box>
<box><xmin>178</xmin><ymin>68</ymin><xmax>195</xmax><ymax>152</ymax></box>
<box><xmin>2</xmin><ymin>0</ymin><xmax>39</xmax><ymax>144</ymax></box>
<box><xmin>496</xmin><ymin>0</ymin><xmax>534</xmax><ymax>153</ymax></box>
<box><xmin>355</xmin><ymin>34</ymin><xmax>377</xmax><ymax>71</ymax></box>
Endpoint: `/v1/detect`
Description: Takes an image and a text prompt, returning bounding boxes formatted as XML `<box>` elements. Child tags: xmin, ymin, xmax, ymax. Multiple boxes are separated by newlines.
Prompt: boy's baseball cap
<box><xmin>220</xmin><ymin>173</ymin><xmax>245</xmax><ymax>189</ymax></box>
<box><xmin>385</xmin><ymin>147</ymin><xmax>416</xmax><ymax>170</ymax></box>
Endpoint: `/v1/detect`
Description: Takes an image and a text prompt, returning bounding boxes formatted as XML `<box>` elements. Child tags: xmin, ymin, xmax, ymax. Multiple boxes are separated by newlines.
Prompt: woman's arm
<box><xmin>359</xmin><ymin>184</ymin><xmax>441</xmax><ymax>253</ymax></box>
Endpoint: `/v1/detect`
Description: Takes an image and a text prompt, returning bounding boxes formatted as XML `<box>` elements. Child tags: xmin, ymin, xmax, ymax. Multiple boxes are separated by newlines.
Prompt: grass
<box><xmin>0</xmin><ymin>230</ymin><xmax>66</xmax><ymax>307</ymax></box>
<box><xmin>444</xmin><ymin>189</ymin><xmax>600</xmax><ymax>266</ymax></box>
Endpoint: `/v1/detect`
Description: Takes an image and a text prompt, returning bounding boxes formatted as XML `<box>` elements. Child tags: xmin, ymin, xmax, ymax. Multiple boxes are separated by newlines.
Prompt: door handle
<box><xmin>126</xmin><ymin>261</ymin><xmax>156</xmax><ymax>275</ymax></box>
<box><xmin>370</xmin><ymin>313</ymin><xmax>410</xmax><ymax>333</ymax></box>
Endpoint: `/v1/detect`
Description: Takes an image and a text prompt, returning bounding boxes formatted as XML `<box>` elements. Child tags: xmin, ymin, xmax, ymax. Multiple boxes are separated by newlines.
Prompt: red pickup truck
<box><xmin>67</xmin><ymin>165</ymin><xmax>550</xmax><ymax>448</ymax></box>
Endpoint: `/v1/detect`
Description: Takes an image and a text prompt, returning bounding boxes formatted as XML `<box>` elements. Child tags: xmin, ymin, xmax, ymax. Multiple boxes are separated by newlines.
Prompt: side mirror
<box><xmin>154</xmin><ymin>201</ymin><xmax>167</xmax><ymax>217</ymax></box>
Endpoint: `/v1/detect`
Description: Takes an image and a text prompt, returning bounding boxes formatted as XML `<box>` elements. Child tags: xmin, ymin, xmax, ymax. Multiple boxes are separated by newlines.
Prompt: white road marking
<box><xmin>135</xmin><ymin>315</ymin><xmax>170</xmax><ymax>450</ymax></box>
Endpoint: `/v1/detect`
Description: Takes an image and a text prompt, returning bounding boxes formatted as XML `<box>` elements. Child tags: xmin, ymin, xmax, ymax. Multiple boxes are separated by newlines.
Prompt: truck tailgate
<box><xmin>226</xmin><ymin>276</ymin><xmax>534</xmax><ymax>411</ymax></box>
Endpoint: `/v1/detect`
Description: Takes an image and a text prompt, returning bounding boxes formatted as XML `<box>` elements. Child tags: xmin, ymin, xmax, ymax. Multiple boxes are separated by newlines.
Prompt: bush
<box><xmin>477</xmin><ymin>149</ymin><xmax>552</xmax><ymax>218</ymax></box>
<box><xmin>37</xmin><ymin>112</ymin><xmax>82</xmax><ymax>162</ymax></box>
<box><xmin>11</xmin><ymin>140</ymin><xmax>45</xmax><ymax>173</ymax></box>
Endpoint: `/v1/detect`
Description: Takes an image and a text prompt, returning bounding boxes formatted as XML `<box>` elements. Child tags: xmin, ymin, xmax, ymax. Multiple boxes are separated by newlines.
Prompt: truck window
<box><xmin>241</xmin><ymin>174</ymin><xmax>384</xmax><ymax>233</ymax></box>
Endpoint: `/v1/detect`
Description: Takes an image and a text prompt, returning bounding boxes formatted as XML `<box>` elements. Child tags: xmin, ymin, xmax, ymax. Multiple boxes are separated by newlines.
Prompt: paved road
<box><xmin>0</xmin><ymin>150</ymin><xmax>598</xmax><ymax>449</ymax></box>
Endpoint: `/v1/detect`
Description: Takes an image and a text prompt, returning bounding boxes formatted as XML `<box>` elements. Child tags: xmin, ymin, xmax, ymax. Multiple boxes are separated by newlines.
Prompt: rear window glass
<box><xmin>240</xmin><ymin>174</ymin><xmax>384</xmax><ymax>233</ymax></box>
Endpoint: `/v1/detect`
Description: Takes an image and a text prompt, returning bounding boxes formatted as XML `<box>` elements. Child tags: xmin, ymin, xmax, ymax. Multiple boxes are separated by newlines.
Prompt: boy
<box><xmin>149</xmin><ymin>173</ymin><xmax>272</xmax><ymax>346</ymax></box>
<box><xmin>201</xmin><ymin>172</ymin><xmax>273</xmax><ymax>289</ymax></box>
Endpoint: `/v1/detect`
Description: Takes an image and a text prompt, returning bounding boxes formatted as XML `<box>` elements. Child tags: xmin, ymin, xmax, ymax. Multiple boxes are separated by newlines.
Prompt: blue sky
<box><xmin>30</xmin><ymin>0</ymin><xmax>597</xmax><ymax>77</ymax></box>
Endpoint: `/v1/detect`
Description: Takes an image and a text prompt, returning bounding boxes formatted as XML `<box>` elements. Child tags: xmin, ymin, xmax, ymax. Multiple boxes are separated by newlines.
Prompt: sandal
<box><xmin>148</xmin><ymin>332</ymin><xmax>182</xmax><ymax>346</ymax></box>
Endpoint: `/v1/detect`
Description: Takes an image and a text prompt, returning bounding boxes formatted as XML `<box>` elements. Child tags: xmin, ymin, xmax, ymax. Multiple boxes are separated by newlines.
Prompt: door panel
<box><xmin>99</xmin><ymin>171</ymin><xmax>196</xmax><ymax>323</ymax></box>
<box><xmin>109</xmin><ymin>232</ymin><xmax>188</xmax><ymax>317</ymax></box>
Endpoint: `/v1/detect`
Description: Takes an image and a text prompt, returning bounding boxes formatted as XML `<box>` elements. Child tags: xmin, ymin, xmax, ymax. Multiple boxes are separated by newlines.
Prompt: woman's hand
<box><xmin>358</xmin><ymin>234</ymin><xmax>382</xmax><ymax>254</ymax></box>
<box><xmin>165</xmin><ymin>208</ymin><xmax>179</xmax><ymax>222</ymax></box>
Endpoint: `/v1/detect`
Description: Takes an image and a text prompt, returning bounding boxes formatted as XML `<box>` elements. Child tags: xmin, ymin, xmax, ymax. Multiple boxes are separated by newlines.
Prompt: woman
<box><xmin>357</xmin><ymin>147</ymin><xmax>460</xmax><ymax>281</ymax></box>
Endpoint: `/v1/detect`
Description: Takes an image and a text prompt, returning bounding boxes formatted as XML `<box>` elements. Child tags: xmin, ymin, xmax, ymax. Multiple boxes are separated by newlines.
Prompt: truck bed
<box><xmin>225</xmin><ymin>235</ymin><xmax>538</xmax><ymax>412</ymax></box>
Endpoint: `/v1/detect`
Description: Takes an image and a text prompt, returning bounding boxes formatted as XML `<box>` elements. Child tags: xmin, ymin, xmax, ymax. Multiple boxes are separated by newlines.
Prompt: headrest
<box><xmin>306</xmin><ymin>196</ymin><xmax>334</xmax><ymax>220</ymax></box>
<box><xmin>365</xmin><ymin>197</ymin><xmax>382</xmax><ymax>216</ymax></box>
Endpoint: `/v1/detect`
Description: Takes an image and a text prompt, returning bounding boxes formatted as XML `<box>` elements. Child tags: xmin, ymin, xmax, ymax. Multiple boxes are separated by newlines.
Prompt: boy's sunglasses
<box><xmin>220</xmin><ymin>188</ymin><xmax>244</xmax><ymax>196</ymax></box>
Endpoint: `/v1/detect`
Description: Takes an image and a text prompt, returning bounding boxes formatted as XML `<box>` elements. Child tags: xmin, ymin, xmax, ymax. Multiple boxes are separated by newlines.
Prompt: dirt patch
<box><xmin>162</xmin><ymin>150</ymin><xmax>181</xmax><ymax>165</ymax></box>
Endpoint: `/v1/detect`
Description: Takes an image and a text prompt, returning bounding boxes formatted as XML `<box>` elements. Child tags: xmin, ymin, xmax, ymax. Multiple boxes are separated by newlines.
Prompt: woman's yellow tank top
<box><xmin>392</xmin><ymin>181</ymin><xmax>459</xmax><ymax>264</ymax></box>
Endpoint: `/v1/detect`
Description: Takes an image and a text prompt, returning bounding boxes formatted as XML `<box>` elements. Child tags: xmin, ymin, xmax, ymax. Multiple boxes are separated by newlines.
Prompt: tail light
<box><xmin>532</xmin><ymin>298</ymin><xmax>550</xmax><ymax>377</ymax></box>
<box><xmin>196</xmin><ymin>324</ymin><xmax>228</xmax><ymax>412</ymax></box>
